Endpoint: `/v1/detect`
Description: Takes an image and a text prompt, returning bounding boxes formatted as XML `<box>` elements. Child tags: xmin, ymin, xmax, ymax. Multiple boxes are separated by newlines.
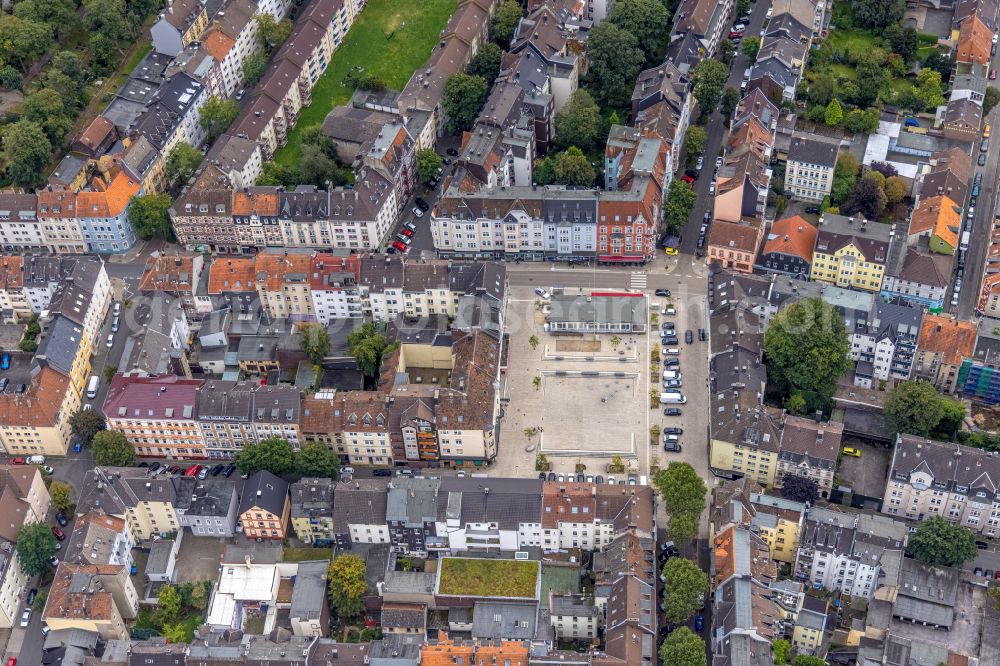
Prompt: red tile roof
<box><xmin>762</xmin><ymin>215</ymin><xmax>817</xmax><ymax>262</ymax></box>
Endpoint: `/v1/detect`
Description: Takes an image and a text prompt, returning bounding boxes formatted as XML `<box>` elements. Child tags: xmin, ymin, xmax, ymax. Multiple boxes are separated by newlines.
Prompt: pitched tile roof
<box><xmin>0</xmin><ymin>367</ymin><xmax>70</xmax><ymax>428</ymax></box>
<box><xmin>909</xmin><ymin>195</ymin><xmax>961</xmax><ymax>246</ymax></box>
<box><xmin>708</xmin><ymin>218</ymin><xmax>764</xmax><ymax>255</ymax></box>
<box><xmin>139</xmin><ymin>254</ymin><xmax>199</xmax><ymax>293</ymax></box>
<box><xmin>918</xmin><ymin>314</ymin><xmax>977</xmax><ymax>366</ymax></box>
<box><xmin>76</xmin><ymin>171</ymin><xmax>140</xmax><ymax>219</ymax></box>
<box><xmin>762</xmin><ymin>215</ymin><xmax>817</xmax><ymax>262</ymax></box>
<box><xmin>202</xmin><ymin>28</ymin><xmax>235</xmax><ymax>61</ymax></box>
<box><xmin>239</xmin><ymin>470</ymin><xmax>289</xmax><ymax>517</ymax></box>
<box><xmin>207</xmin><ymin>257</ymin><xmax>257</xmax><ymax>293</ymax></box>
<box><xmin>102</xmin><ymin>374</ymin><xmax>203</xmax><ymax>421</ymax></box>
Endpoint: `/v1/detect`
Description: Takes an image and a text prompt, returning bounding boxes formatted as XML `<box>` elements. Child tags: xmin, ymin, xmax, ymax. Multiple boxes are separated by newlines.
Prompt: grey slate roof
<box><xmin>787</xmin><ymin>133</ymin><xmax>839</xmax><ymax>168</ymax></box>
<box><xmin>333</xmin><ymin>478</ymin><xmax>389</xmax><ymax>532</ymax></box>
<box><xmin>439</xmin><ymin>476</ymin><xmax>544</xmax><ymax>530</ymax></box>
<box><xmin>472</xmin><ymin>601</ymin><xmax>537</xmax><ymax>640</ymax></box>
<box><xmin>290</xmin><ymin>560</ymin><xmax>328</xmax><ymax>621</ymax></box>
<box><xmin>238</xmin><ymin>470</ymin><xmax>289</xmax><ymax>517</ymax></box>
<box><xmin>893</xmin><ymin>558</ymin><xmax>958</xmax><ymax>628</ymax></box>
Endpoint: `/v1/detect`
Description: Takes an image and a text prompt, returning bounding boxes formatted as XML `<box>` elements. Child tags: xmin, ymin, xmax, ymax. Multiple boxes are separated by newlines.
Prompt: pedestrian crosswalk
<box><xmin>629</xmin><ymin>272</ymin><xmax>647</xmax><ymax>291</ymax></box>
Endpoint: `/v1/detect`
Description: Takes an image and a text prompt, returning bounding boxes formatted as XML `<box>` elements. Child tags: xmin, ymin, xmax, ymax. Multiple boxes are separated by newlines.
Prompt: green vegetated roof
<box><xmin>437</xmin><ymin>557</ymin><xmax>539</xmax><ymax>598</ymax></box>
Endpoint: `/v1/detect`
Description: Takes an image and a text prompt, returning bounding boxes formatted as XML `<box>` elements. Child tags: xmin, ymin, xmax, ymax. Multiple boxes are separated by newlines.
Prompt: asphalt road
<box><xmin>959</xmin><ymin>55</ymin><xmax>1000</xmax><ymax>319</ymax></box>
<box><xmin>680</xmin><ymin>0</ymin><xmax>771</xmax><ymax>256</ymax></box>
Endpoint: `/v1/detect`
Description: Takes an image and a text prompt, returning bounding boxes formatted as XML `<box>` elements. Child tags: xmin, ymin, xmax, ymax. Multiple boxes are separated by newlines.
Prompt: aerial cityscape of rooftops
<box><xmin>3</xmin><ymin>0</ymin><xmax>1000</xmax><ymax>663</ymax></box>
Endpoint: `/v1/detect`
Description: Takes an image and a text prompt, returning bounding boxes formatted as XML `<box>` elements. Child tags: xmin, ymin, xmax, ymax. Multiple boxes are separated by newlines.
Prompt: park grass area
<box><xmin>282</xmin><ymin>546</ymin><xmax>333</xmax><ymax>562</ymax></box>
<box><xmin>274</xmin><ymin>0</ymin><xmax>456</xmax><ymax>166</ymax></box>
<box><xmin>437</xmin><ymin>557</ymin><xmax>539</xmax><ymax>598</ymax></box>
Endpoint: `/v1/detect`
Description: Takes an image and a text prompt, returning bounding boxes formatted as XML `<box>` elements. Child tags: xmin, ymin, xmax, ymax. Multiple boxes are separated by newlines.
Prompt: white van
<box><xmin>662</xmin><ymin>370</ymin><xmax>682</xmax><ymax>380</ymax></box>
<box><xmin>660</xmin><ymin>391</ymin><xmax>687</xmax><ymax>404</ymax></box>
<box><xmin>86</xmin><ymin>375</ymin><xmax>100</xmax><ymax>399</ymax></box>
<box><xmin>661</xmin><ymin>347</ymin><xmax>680</xmax><ymax>356</ymax></box>
<box><xmin>27</xmin><ymin>455</ymin><xmax>45</xmax><ymax>465</ymax></box>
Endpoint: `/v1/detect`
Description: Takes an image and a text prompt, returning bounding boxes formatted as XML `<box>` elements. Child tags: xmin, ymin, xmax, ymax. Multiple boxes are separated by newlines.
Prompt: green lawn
<box><xmin>282</xmin><ymin>546</ymin><xmax>333</xmax><ymax>562</ymax></box>
<box><xmin>824</xmin><ymin>28</ymin><xmax>877</xmax><ymax>54</ymax></box>
<box><xmin>274</xmin><ymin>0</ymin><xmax>457</xmax><ymax>166</ymax></box>
<box><xmin>437</xmin><ymin>557</ymin><xmax>539</xmax><ymax>598</ymax></box>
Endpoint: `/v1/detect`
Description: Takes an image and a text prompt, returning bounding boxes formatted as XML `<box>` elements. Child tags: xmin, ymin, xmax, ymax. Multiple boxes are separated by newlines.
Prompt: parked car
<box><xmin>655</xmin><ymin>288</ymin><xmax>671</xmax><ymax>297</ymax></box>
<box><xmin>695</xmin><ymin>155</ymin><xmax>704</xmax><ymax>170</ymax></box>
<box><xmin>804</xmin><ymin>206</ymin><xmax>821</xmax><ymax>214</ymax></box>
<box><xmin>412</xmin><ymin>206</ymin><xmax>424</xmax><ymax>218</ymax></box>
<box><xmin>106</xmin><ymin>333</ymin><xmax>114</xmax><ymax>348</ymax></box>
<box><xmin>222</xmin><ymin>465</ymin><xmax>236</xmax><ymax>477</ymax></box>
<box><xmin>841</xmin><ymin>447</ymin><xmax>861</xmax><ymax>457</ymax></box>
<box><xmin>663</xmin><ymin>407</ymin><xmax>682</xmax><ymax>416</ymax></box>
<box><xmin>446</xmin><ymin>147</ymin><xmax>459</xmax><ymax>156</ymax></box>
<box><xmin>49</xmin><ymin>556</ymin><xmax>59</xmax><ymax>567</ymax></box>
<box><xmin>680</xmin><ymin>174</ymin><xmax>695</xmax><ymax>184</ymax></box>
<box><xmin>56</xmin><ymin>512</ymin><xmax>68</xmax><ymax>527</ymax></box>
<box><xmin>51</xmin><ymin>526</ymin><xmax>65</xmax><ymax>540</ymax></box>
<box><xmin>197</xmin><ymin>467</ymin><xmax>209</xmax><ymax>480</ymax></box>
<box><xmin>663</xmin><ymin>358</ymin><xmax>679</xmax><ymax>368</ymax></box>
<box><xmin>664</xmin><ymin>427</ymin><xmax>683</xmax><ymax>435</ymax></box>
<box><xmin>977</xmin><ymin>540</ymin><xmax>989</xmax><ymax>550</ymax></box>
<box><xmin>685</xmin><ymin>330</ymin><xmax>694</xmax><ymax>344</ymax></box>
<box><xmin>695</xmin><ymin>615</ymin><xmax>704</xmax><ymax>632</ymax></box>
<box><xmin>19</xmin><ymin>608</ymin><xmax>30</xmax><ymax>628</ymax></box>
<box><xmin>663</xmin><ymin>441</ymin><xmax>682</xmax><ymax>452</ymax></box>
<box><xmin>10</xmin><ymin>458</ymin><xmax>24</xmax><ymax>465</ymax></box>
<box><xmin>0</xmin><ymin>353</ymin><xmax>8</xmax><ymax>369</ymax></box>
<box><xmin>698</xmin><ymin>328</ymin><xmax>707</xmax><ymax>342</ymax></box>
<box><xmin>415</xmin><ymin>198</ymin><xmax>430</xmax><ymax>211</ymax></box>
<box><xmin>980</xmin><ymin>153</ymin><xmax>988</xmax><ymax>166</ymax></box>
<box><xmin>373</xmin><ymin>469</ymin><xmax>392</xmax><ymax>477</ymax></box>
<box><xmin>26</xmin><ymin>589</ymin><xmax>36</xmax><ymax>605</ymax></box>
<box><xmin>339</xmin><ymin>466</ymin><xmax>356</xmax><ymax>476</ymax></box>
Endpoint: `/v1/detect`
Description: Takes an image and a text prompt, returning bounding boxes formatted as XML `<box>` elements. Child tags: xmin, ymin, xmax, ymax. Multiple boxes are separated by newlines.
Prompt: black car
<box><xmin>56</xmin><ymin>511</ymin><xmax>68</xmax><ymax>527</ymax></box>
<box><xmin>373</xmin><ymin>469</ymin><xmax>392</xmax><ymax>477</ymax></box>
<box><xmin>684</xmin><ymin>168</ymin><xmax>698</xmax><ymax>179</ymax></box>
<box><xmin>662</xmin><ymin>336</ymin><xmax>678</xmax><ymax>345</ymax></box>
<box><xmin>222</xmin><ymin>464</ymin><xmax>237</xmax><ymax>477</ymax></box>
<box><xmin>698</xmin><ymin>328</ymin><xmax>707</xmax><ymax>342</ymax></box>
<box><xmin>415</xmin><ymin>197</ymin><xmax>430</xmax><ymax>211</ymax></box>
<box><xmin>685</xmin><ymin>330</ymin><xmax>694</xmax><ymax>344</ymax></box>
<box><xmin>443</xmin><ymin>158</ymin><xmax>452</xmax><ymax>166</ymax></box>
<box><xmin>977</xmin><ymin>540</ymin><xmax>989</xmax><ymax>550</ymax></box>
<box><xmin>547</xmin><ymin>472</ymin><xmax>557</xmax><ymax>481</ymax></box>
<box><xmin>138</xmin><ymin>461</ymin><xmax>149</xmax><ymax>468</ymax></box>
<box><xmin>804</xmin><ymin>206</ymin><xmax>821</xmax><ymax>214</ymax></box>
<box><xmin>426</xmin><ymin>177</ymin><xmax>439</xmax><ymax>189</ymax></box>
<box><xmin>980</xmin><ymin>153</ymin><xmax>988</xmax><ymax>166</ymax></box>
<box><xmin>663</xmin><ymin>407</ymin><xmax>682</xmax><ymax>416</ymax></box>
<box><xmin>661</xmin><ymin>322</ymin><xmax>675</xmax><ymax>330</ymax></box>
<box><xmin>446</xmin><ymin>147</ymin><xmax>459</xmax><ymax>156</ymax></box>
<box><xmin>664</xmin><ymin>427</ymin><xmax>683</xmax><ymax>435</ymax></box>
<box><xmin>538</xmin><ymin>472</ymin><xmax>547</xmax><ymax>480</ymax></box>
<box><xmin>209</xmin><ymin>464</ymin><xmax>223</xmax><ymax>476</ymax></box>
<box><xmin>663</xmin><ymin>358</ymin><xmax>679</xmax><ymax>368</ymax></box>
<box><xmin>655</xmin><ymin>289</ymin><xmax>671</xmax><ymax>297</ymax></box>
<box><xmin>664</xmin><ymin>441</ymin><xmax>682</xmax><ymax>452</ymax></box>
<box><xmin>26</xmin><ymin>588</ymin><xmax>37</xmax><ymax>605</ymax></box>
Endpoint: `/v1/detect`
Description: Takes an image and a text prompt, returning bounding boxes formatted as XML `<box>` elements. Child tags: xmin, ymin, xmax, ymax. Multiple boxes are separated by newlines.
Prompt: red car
<box><xmin>51</xmin><ymin>526</ymin><xmax>65</xmax><ymax>541</ymax></box>
<box><xmin>391</xmin><ymin>240</ymin><xmax>408</xmax><ymax>252</ymax></box>
<box><xmin>10</xmin><ymin>458</ymin><xmax>24</xmax><ymax>465</ymax></box>
<box><xmin>7</xmin><ymin>656</ymin><xmax>15</xmax><ymax>666</ymax></box>
<box><xmin>680</xmin><ymin>175</ymin><xmax>695</xmax><ymax>184</ymax></box>
<box><xmin>184</xmin><ymin>464</ymin><xmax>201</xmax><ymax>477</ymax></box>
<box><xmin>401</xmin><ymin>228</ymin><xmax>414</xmax><ymax>237</ymax></box>
<box><xmin>729</xmin><ymin>31</ymin><xmax>743</xmax><ymax>39</ymax></box>
<box><xmin>992</xmin><ymin>68</ymin><xmax>998</xmax><ymax>80</ymax></box>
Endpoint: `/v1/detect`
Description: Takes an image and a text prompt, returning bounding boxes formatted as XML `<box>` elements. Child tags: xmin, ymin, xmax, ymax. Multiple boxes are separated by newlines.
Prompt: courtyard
<box><xmin>275</xmin><ymin>0</ymin><xmax>456</xmax><ymax>164</ymax></box>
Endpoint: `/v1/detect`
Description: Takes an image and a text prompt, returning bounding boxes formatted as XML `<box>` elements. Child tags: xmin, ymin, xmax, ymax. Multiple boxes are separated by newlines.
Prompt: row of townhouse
<box><xmin>327</xmin><ymin>475</ymin><xmax>654</xmax><ymax>556</ymax></box>
<box><xmin>0</xmin><ymin>466</ymin><xmax>50</xmax><ymax>629</ymax></box>
<box><xmin>101</xmin><ymin>374</ymin><xmax>302</xmax><ymax>460</ymax></box>
<box><xmin>0</xmin><ymin>257</ymin><xmax>111</xmax><ymax>456</ymax></box>
<box><xmin>76</xmin><ymin>466</ymin><xmax>286</xmax><ymax>542</ymax></box>
<box><xmin>138</xmin><ymin>251</ymin><xmax>506</xmax><ymax>326</ymax></box>
<box><xmin>171</xmin><ymin>121</ymin><xmax>413</xmax><ymax>253</ymax></box>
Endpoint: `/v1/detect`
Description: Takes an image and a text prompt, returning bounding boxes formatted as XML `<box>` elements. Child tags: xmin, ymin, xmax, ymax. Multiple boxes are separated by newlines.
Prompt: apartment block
<box><xmin>774</xmin><ymin>416</ymin><xmax>842</xmax><ymax>499</ymax></box>
<box><xmin>43</xmin><ymin>563</ymin><xmax>139</xmax><ymax>640</ymax></box>
<box><xmin>0</xmin><ymin>466</ymin><xmax>49</xmax><ymax>628</ymax></box>
<box><xmin>785</xmin><ymin>133</ymin><xmax>838</xmax><ymax>202</ymax></box>
<box><xmin>103</xmin><ymin>375</ymin><xmax>207</xmax><ymax>459</ymax></box>
<box><xmin>809</xmin><ymin>213</ymin><xmax>894</xmax><ymax>292</ymax></box>
<box><xmin>913</xmin><ymin>314</ymin><xmax>977</xmax><ymax>393</ymax></box>
<box><xmin>290</xmin><ymin>477</ymin><xmax>335</xmax><ymax>545</ymax></box>
<box><xmin>239</xmin><ymin>470</ymin><xmax>290</xmax><ymax>540</ymax></box>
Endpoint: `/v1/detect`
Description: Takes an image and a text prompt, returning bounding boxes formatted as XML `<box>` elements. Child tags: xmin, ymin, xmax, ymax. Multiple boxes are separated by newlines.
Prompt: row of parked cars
<box><xmin>538</xmin><ymin>471</ymin><xmax>646</xmax><ymax>485</ymax></box>
<box><xmin>142</xmin><ymin>461</ymin><xmax>236</xmax><ymax>479</ymax></box>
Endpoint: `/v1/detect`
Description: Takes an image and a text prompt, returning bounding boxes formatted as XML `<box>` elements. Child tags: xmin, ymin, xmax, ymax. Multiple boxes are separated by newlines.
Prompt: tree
<box><xmin>986</xmin><ymin>86</ymin><xmax>1000</xmax><ymax>115</ymax></box>
<box><xmin>295</xmin><ymin>442</ymin><xmax>339</xmax><ymax>478</ymax></box>
<box><xmin>0</xmin><ymin>15</ymin><xmax>53</xmax><ymax>71</ymax></box>
<box><xmin>16</xmin><ymin>523</ymin><xmax>58</xmax><ymax>576</ymax></box>
<box><xmin>298</xmin><ymin>143</ymin><xmax>347</xmax><ymax>188</ymax></box>
<box><xmin>736</xmin><ymin>0</ymin><xmax>751</xmax><ymax>16</ymax></box>
<box><xmin>668</xmin><ymin>511</ymin><xmax>699</xmax><ymax>544</ymax></box>
<box><xmin>655</xmin><ymin>462</ymin><xmax>707</xmax><ymax>516</ymax></box>
<box><xmin>199</xmin><ymin>96</ymin><xmax>240</xmax><ymax>141</ymax></box>
<box><xmin>664</xmin><ymin>178</ymin><xmax>697</xmax><ymax>233</ymax></box>
<box><xmin>690</xmin><ymin>59</ymin><xmax>729</xmax><ymax>116</ymax></box>
<box><xmin>534</xmin><ymin>156</ymin><xmax>555</xmax><ymax>185</ymax></box>
<box><xmin>586</xmin><ymin>22</ymin><xmax>645</xmax><ymax>107</ymax></box>
<box><xmin>128</xmin><ymin>195</ymin><xmax>174</xmax><ymax>241</ymax></box>
<box><xmin>85</xmin><ymin>0</ymin><xmax>133</xmax><ymax>43</ymax></box>
<box><xmin>161</xmin><ymin>622</ymin><xmax>188</xmax><ymax>644</ymax></box>
<box><xmin>764</xmin><ymin>298</ymin><xmax>851</xmax><ymax>405</ymax></box>
<box><xmin>235</xmin><ymin>437</ymin><xmax>296</xmax><ymax>476</ymax></box>
<box><xmin>21</xmin><ymin>88</ymin><xmax>73</xmax><ymax>145</ymax></box>
<box><xmin>882</xmin><ymin>175</ymin><xmax>907</xmax><ymax>204</ymax></box>
<box><xmin>299</xmin><ymin>323</ymin><xmax>331</xmax><ymax>364</ymax></box>
<box><xmin>442</xmin><ymin>73</ymin><xmax>489</xmax><ymax>134</ymax></box>
<box><xmin>529</xmin><ymin>335</ymin><xmax>539</xmax><ymax>350</ymax></box>
<box><xmin>14</xmin><ymin>0</ymin><xmax>78</xmax><ymax>38</ymax></box>
<box><xmin>937</xmin><ymin>398</ymin><xmax>966</xmax><ymax>439</ymax></box>
<box><xmin>660</xmin><ymin>557</ymin><xmax>709</xmax><ymax>624</ymax></box>
<box><xmin>491</xmin><ymin>0</ymin><xmax>522</xmax><ymax>46</ymax></box>
<box><xmin>886</xmin><ymin>380</ymin><xmax>962</xmax><ymax>437</ymax></box>
<box><xmin>608</xmin><ymin>0</ymin><xmax>670</xmax><ymax>59</ymax></box>
<box><xmin>347</xmin><ymin>323</ymin><xmax>390</xmax><ymax>378</ymax></box>
<box><xmin>886</xmin><ymin>24</ymin><xmax>919</xmax><ymax>63</ymax></box>
<box><xmin>0</xmin><ymin>66</ymin><xmax>23</xmax><ymax>91</ymax></box>
<box><xmin>327</xmin><ymin>554</ymin><xmax>366</xmax><ymax>620</ymax></box>
<box><xmin>832</xmin><ymin>153</ymin><xmax>860</xmax><ymax>205</ymax></box>
<box><xmin>554</xmin><ymin>90</ymin><xmax>602</xmax><ymax>151</ymax></box>
<box><xmin>156</xmin><ymin>584</ymin><xmax>182</xmax><ymax>625</ymax></box>
<box><xmin>793</xmin><ymin>658</ymin><xmax>827</xmax><ymax>666</ymax></box>
<box><xmin>854</xmin><ymin>49</ymin><xmax>889</xmax><ymax>106</ymax></box>
<box><xmin>255</xmin><ymin>14</ymin><xmax>293</xmax><ymax>52</ymax></box>
<box><xmin>92</xmin><ymin>431</ymin><xmax>135</xmax><ymax>467</ymax></box>
<box><xmin>46</xmin><ymin>52</ymin><xmax>87</xmax><ymax>106</ymax></box>
<box><xmin>659</xmin><ymin>627</ymin><xmax>706</xmax><ymax>666</ymax></box>
<box><xmin>741</xmin><ymin>36</ymin><xmax>761</xmax><ymax>61</ymax></box>
<box><xmin>720</xmin><ymin>86</ymin><xmax>740</xmax><ymax>119</ymax></box>
<box><xmin>909</xmin><ymin>516</ymin><xmax>978</xmax><ymax>568</ymax></box>
<box><xmin>773</xmin><ymin>639</ymin><xmax>790</xmax><ymax>664</ymax></box>
<box><xmin>416</xmin><ymin>149</ymin><xmax>444</xmax><ymax>182</ymax></box>
<box><xmin>924</xmin><ymin>49</ymin><xmax>955</xmax><ymax>81</ymax></box>
<box><xmin>719</xmin><ymin>39</ymin><xmax>735</xmax><ymax>65</ymax></box>
<box><xmin>808</xmin><ymin>73</ymin><xmax>836</xmax><ymax>107</ymax></box>
<box><xmin>49</xmin><ymin>481</ymin><xmax>73</xmax><ymax>515</ymax></box>
<box><xmin>780</xmin><ymin>474</ymin><xmax>819</xmax><ymax>503</ymax></box>
<box><xmin>1</xmin><ymin>120</ymin><xmax>51</xmax><ymax>188</ymax></box>
<box><xmin>852</xmin><ymin>0</ymin><xmax>904</xmax><ymax>29</ymax></box>
<box><xmin>70</xmin><ymin>408</ymin><xmax>106</xmax><ymax>446</ymax></box>
<box><xmin>914</xmin><ymin>68</ymin><xmax>946</xmax><ymax>110</ymax></box>
<box><xmin>842</xmin><ymin>176</ymin><xmax>887</xmax><ymax>219</ymax></box>
<box><xmin>166</xmin><ymin>142</ymin><xmax>203</xmax><ymax>186</ymax></box>
<box><xmin>189</xmin><ymin>581</ymin><xmax>211</xmax><ymax>610</ymax></box>
<box><xmin>842</xmin><ymin>108</ymin><xmax>880</xmax><ymax>134</ymax></box>
<box><xmin>824</xmin><ymin>98</ymin><xmax>844</xmax><ymax>126</ymax></box>
<box><xmin>242</xmin><ymin>51</ymin><xmax>268</xmax><ymax>87</ymax></box>
<box><xmin>89</xmin><ymin>33</ymin><xmax>120</xmax><ymax>75</ymax></box>
<box><xmin>467</xmin><ymin>42</ymin><xmax>502</xmax><ymax>83</ymax></box>
<box><xmin>552</xmin><ymin>147</ymin><xmax>595</xmax><ymax>186</ymax></box>
<box><xmin>683</xmin><ymin>126</ymin><xmax>707</xmax><ymax>159</ymax></box>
